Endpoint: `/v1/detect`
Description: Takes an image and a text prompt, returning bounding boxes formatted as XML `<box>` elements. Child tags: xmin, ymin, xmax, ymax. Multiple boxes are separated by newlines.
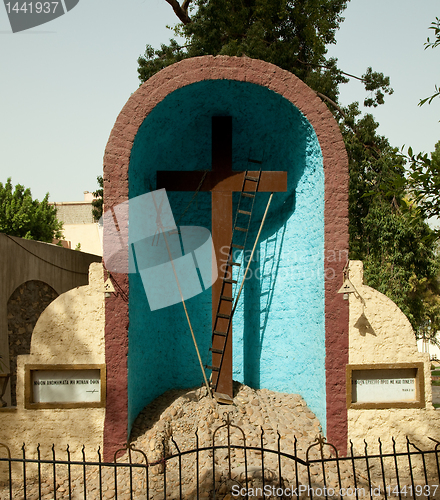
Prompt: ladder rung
<box><xmin>217</xmin><ymin>313</ymin><xmax>231</xmax><ymax>319</ymax></box>
<box><xmin>227</xmin><ymin>261</ymin><xmax>240</xmax><ymax>267</ymax></box>
<box><xmin>238</xmin><ymin>210</ymin><xmax>252</xmax><ymax>215</ymax></box>
<box><xmin>223</xmin><ymin>278</ymin><xmax>237</xmax><ymax>284</ymax></box>
<box><xmin>213</xmin><ymin>330</ymin><xmax>227</xmax><ymax>336</ymax></box>
<box><xmin>248</xmin><ymin>159</ymin><xmax>263</xmax><ymax>164</ymax></box>
<box><xmin>241</xmin><ymin>193</ymin><xmax>255</xmax><ymax>198</ymax></box>
<box><xmin>221</xmin><ymin>295</ymin><xmax>234</xmax><ymax>301</ymax></box>
<box><xmin>209</xmin><ymin>348</ymin><xmax>223</xmax><ymax>354</ymax></box>
<box><xmin>231</xmin><ymin>244</ymin><xmax>244</xmax><ymax>249</ymax></box>
<box><xmin>206</xmin><ymin>365</ymin><xmax>220</xmax><ymax>372</ymax></box>
<box><xmin>245</xmin><ymin>175</ymin><xmax>259</xmax><ymax>182</ymax></box>
<box><xmin>234</xmin><ymin>227</ymin><xmax>247</xmax><ymax>232</ymax></box>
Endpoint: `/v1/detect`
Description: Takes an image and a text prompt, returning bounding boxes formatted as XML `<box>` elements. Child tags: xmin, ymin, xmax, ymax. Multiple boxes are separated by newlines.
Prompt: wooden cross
<box><xmin>157</xmin><ymin>116</ymin><xmax>287</xmax><ymax>398</ymax></box>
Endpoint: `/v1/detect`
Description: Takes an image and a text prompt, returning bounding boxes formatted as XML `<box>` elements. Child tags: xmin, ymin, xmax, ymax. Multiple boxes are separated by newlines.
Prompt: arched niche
<box><xmin>7</xmin><ymin>280</ymin><xmax>58</xmax><ymax>405</ymax></box>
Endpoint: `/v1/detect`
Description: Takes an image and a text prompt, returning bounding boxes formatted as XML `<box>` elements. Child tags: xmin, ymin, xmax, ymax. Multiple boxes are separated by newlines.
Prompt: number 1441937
<box><xmin>382</xmin><ymin>485</ymin><xmax>439</xmax><ymax>497</ymax></box>
<box><xmin>5</xmin><ymin>2</ymin><xmax>60</xmax><ymax>14</ymax></box>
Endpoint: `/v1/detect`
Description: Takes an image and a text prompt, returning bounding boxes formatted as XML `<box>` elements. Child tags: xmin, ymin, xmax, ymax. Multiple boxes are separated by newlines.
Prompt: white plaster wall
<box><xmin>62</xmin><ymin>224</ymin><xmax>102</xmax><ymax>256</ymax></box>
<box><xmin>347</xmin><ymin>261</ymin><xmax>440</xmax><ymax>452</ymax></box>
<box><xmin>0</xmin><ymin>263</ymin><xmax>105</xmax><ymax>480</ymax></box>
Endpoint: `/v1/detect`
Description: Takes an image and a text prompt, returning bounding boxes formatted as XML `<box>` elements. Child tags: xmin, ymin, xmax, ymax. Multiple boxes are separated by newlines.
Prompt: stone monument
<box><xmin>103</xmin><ymin>55</ymin><xmax>349</xmax><ymax>458</ymax></box>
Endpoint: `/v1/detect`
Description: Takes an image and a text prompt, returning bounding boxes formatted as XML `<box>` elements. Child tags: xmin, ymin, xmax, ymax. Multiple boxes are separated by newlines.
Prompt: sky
<box><xmin>0</xmin><ymin>0</ymin><xmax>439</xmax><ymax>203</ymax></box>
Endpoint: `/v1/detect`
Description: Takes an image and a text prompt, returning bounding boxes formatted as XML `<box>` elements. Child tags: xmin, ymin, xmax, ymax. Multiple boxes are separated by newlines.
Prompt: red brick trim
<box><xmin>103</xmin><ymin>55</ymin><xmax>349</xmax><ymax>458</ymax></box>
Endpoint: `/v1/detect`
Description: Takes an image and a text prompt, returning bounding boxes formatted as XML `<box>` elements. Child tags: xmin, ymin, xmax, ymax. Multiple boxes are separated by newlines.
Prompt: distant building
<box><xmin>52</xmin><ymin>192</ymin><xmax>102</xmax><ymax>256</ymax></box>
<box><xmin>418</xmin><ymin>335</ymin><xmax>440</xmax><ymax>360</ymax></box>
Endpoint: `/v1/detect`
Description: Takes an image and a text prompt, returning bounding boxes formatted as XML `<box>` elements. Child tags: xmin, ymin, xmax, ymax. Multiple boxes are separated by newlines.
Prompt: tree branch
<box><xmin>315</xmin><ymin>92</ymin><xmax>346</xmax><ymax>118</ymax></box>
<box><xmin>298</xmin><ymin>59</ymin><xmax>366</xmax><ymax>83</ymax></box>
<box><xmin>182</xmin><ymin>0</ymin><xmax>191</xmax><ymax>11</ymax></box>
<box><xmin>164</xmin><ymin>0</ymin><xmax>192</xmax><ymax>24</ymax></box>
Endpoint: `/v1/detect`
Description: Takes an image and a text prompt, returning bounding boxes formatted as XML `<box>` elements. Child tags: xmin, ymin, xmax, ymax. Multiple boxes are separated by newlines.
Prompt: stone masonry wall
<box><xmin>0</xmin><ymin>263</ymin><xmax>105</xmax><ymax>483</ymax></box>
<box><xmin>7</xmin><ymin>281</ymin><xmax>58</xmax><ymax>406</ymax></box>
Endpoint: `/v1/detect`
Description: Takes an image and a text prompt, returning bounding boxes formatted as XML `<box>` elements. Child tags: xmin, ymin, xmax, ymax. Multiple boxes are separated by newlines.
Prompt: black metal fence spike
<box><xmin>3</xmin><ymin>425</ymin><xmax>440</xmax><ymax>500</ymax></box>
<box><xmin>171</xmin><ymin>435</ymin><xmax>180</xmax><ymax>454</ymax></box>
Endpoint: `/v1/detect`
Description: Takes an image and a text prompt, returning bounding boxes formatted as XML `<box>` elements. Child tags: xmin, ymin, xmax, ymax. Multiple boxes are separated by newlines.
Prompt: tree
<box><xmin>420</xmin><ymin>16</ymin><xmax>440</xmax><ymax>106</ymax></box>
<box><xmin>0</xmin><ymin>178</ymin><xmax>63</xmax><ymax>243</ymax></box>
<box><xmin>401</xmin><ymin>18</ymin><xmax>440</xmax><ymax>239</ymax></box>
<box><xmin>360</xmin><ymin>203</ymin><xmax>440</xmax><ymax>334</ymax></box>
<box><xmin>139</xmin><ymin>0</ymin><xmax>393</xmax><ymax>109</ymax></box>
<box><xmin>139</xmin><ymin>2</ymin><xmax>439</xmax><ymax>336</ymax></box>
<box><xmin>341</xmin><ymin>105</ymin><xmax>440</xmax><ymax>334</ymax></box>
<box><xmin>341</xmin><ymin>103</ymin><xmax>406</xmax><ymax>259</ymax></box>
<box><xmin>404</xmin><ymin>141</ymin><xmax>440</xmax><ymax>233</ymax></box>
<box><xmin>92</xmin><ymin>175</ymin><xmax>103</xmax><ymax>222</ymax></box>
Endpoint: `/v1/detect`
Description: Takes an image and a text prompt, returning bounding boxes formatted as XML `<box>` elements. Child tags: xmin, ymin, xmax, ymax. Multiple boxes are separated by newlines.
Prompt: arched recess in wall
<box><xmin>103</xmin><ymin>55</ymin><xmax>349</xmax><ymax>458</ymax></box>
<box><xmin>7</xmin><ymin>280</ymin><xmax>58</xmax><ymax>406</ymax></box>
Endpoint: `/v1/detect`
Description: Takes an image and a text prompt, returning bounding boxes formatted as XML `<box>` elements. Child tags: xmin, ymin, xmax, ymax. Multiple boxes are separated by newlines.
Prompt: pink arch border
<box><xmin>103</xmin><ymin>55</ymin><xmax>349</xmax><ymax>459</ymax></box>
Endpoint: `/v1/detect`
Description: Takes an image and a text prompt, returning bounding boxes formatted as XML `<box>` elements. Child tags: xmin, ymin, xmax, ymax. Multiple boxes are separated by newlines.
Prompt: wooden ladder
<box><xmin>206</xmin><ymin>166</ymin><xmax>262</xmax><ymax>395</ymax></box>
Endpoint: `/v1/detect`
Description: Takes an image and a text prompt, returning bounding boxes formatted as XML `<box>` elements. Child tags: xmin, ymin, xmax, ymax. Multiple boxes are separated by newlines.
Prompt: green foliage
<box><xmin>419</xmin><ymin>85</ymin><xmax>439</xmax><ymax>107</ymax></box>
<box><xmin>404</xmin><ymin>141</ymin><xmax>440</xmax><ymax>229</ymax></box>
<box><xmin>341</xmin><ymin>103</ymin><xmax>405</xmax><ymax>259</ymax></box>
<box><xmin>140</xmin><ymin>1</ymin><xmax>438</xmax><ymax>337</ymax></box>
<box><xmin>342</xmin><ymin>107</ymin><xmax>440</xmax><ymax>335</ymax></box>
<box><xmin>138</xmin><ymin>0</ymin><xmax>392</xmax><ymax>108</ymax></box>
<box><xmin>359</xmin><ymin>17</ymin><xmax>440</xmax><ymax>339</ymax></box>
<box><xmin>361</xmin><ymin>204</ymin><xmax>440</xmax><ymax>333</ymax></box>
<box><xmin>0</xmin><ymin>178</ymin><xmax>63</xmax><ymax>243</ymax></box>
<box><xmin>361</xmin><ymin>67</ymin><xmax>393</xmax><ymax>108</ymax></box>
<box><xmin>420</xmin><ymin>17</ymin><xmax>440</xmax><ymax>107</ymax></box>
<box><xmin>426</xmin><ymin>16</ymin><xmax>440</xmax><ymax>49</ymax></box>
<box><xmin>92</xmin><ymin>175</ymin><xmax>103</xmax><ymax>222</ymax></box>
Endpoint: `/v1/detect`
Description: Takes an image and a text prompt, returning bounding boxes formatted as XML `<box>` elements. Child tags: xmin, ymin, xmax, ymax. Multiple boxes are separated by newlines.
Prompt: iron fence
<box><xmin>1</xmin><ymin>416</ymin><xmax>440</xmax><ymax>499</ymax></box>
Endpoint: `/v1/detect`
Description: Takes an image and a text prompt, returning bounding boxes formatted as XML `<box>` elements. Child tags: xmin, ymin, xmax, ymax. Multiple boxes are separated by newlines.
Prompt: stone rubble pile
<box><xmin>128</xmin><ymin>382</ymin><xmax>327</xmax><ymax>498</ymax></box>
<box><xmin>2</xmin><ymin>383</ymin><xmax>402</xmax><ymax>499</ymax></box>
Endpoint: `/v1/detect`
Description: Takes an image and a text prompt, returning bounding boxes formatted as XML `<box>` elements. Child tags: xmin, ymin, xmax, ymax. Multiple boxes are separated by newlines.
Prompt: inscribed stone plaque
<box><xmin>25</xmin><ymin>364</ymin><xmax>106</xmax><ymax>409</ymax></box>
<box><xmin>346</xmin><ymin>363</ymin><xmax>425</xmax><ymax>409</ymax></box>
<box><xmin>33</xmin><ymin>370</ymin><xmax>101</xmax><ymax>403</ymax></box>
<box><xmin>352</xmin><ymin>368</ymin><xmax>417</xmax><ymax>403</ymax></box>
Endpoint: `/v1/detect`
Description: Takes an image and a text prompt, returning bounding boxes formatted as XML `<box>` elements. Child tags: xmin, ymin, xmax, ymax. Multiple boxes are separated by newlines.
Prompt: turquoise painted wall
<box><xmin>128</xmin><ymin>79</ymin><xmax>325</xmax><ymax>432</ymax></box>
